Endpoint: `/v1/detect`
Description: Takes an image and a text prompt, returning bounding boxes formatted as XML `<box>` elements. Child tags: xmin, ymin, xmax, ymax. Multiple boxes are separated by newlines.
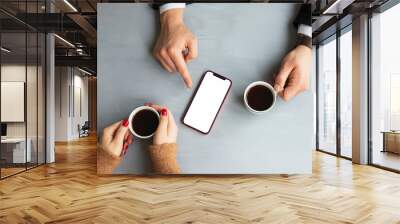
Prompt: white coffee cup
<box><xmin>128</xmin><ymin>106</ymin><xmax>160</xmax><ymax>139</ymax></box>
<box><xmin>243</xmin><ymin>81</ymin><xmax>277</xmax><ymax>114</ymax></box>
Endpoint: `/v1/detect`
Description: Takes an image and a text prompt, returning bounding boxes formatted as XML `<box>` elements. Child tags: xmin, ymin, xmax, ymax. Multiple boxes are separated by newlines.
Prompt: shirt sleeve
<box><xmin>298</xmin><ymin>24</ymin><xmax>312</xmax><ymax>38</ymax></box>
<box><xmin>148</xmin><ymin>143</ymin><xmax>180</xmax><ymax>174</ymax></box>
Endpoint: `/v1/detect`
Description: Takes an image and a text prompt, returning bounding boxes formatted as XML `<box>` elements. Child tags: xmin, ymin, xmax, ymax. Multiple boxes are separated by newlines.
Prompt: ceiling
<box><xmin>0</xmin><ymin>0</ymin><xmax>395</xmax><ymax>74</ymax></box>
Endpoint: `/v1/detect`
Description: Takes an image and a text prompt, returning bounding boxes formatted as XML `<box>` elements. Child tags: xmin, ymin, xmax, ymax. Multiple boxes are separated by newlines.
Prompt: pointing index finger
<box><xmin>170</xmin><ymin>51</ymin><xmax>193</xmax><ymax>88</ymax></box>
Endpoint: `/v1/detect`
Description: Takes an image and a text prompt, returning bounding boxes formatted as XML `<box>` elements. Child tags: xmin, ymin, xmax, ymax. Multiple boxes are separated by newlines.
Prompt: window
<box><xmin>316</xmin><ymin>26</ymin><xmax>353</xmax><ymax>159</ymax></box>
<box><xmin>370</xmin><ymin>3</ymin><xmax>400</xmax><ymax>171</ymax></box>
<box><xmin>317</xmin><ymin>37</ymin><xmax>337</xmax><ymax>154</ymax></box>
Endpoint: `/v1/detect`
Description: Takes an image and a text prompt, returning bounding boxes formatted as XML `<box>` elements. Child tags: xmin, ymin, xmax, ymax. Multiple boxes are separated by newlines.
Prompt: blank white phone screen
<box><xmin>184</xmin><ymin>72</ymin><xmax>231</xmax><ymax>133</ymax></box>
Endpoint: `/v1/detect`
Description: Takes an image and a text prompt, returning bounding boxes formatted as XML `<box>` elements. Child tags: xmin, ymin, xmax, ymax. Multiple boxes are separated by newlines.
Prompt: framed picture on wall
<box><xmin>1</xmin><ymin>81</ymin><xmax>25</xmax><ymax>122</ymax></box>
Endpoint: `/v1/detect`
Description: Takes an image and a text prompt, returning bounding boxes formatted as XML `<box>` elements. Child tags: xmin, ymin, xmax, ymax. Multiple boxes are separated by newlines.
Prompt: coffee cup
<box><xmin>128</xmin><ymin>106</ymin><xmax>160</xmax><ymax>139</ymax></box>
<box><xmin>243</xmin><ymin>81</ymin><xmax>277</xmax><ymax>114</ymax></box>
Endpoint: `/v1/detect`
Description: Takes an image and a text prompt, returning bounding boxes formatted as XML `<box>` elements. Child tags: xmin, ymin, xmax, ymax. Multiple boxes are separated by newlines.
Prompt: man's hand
<box><xmin>274</xmin><ymin>45</ymin><xmax>312</xmax><ymax>101</ymax></box>
<box><xmin>153</xmin><ymin>8</ymin><xmax>198</xmax><ymax>88</ymax></box>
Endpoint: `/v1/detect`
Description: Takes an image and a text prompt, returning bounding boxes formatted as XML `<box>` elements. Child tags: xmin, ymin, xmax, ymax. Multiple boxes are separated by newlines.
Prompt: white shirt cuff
<box><xmin>159</xmin><ymin>3</ymin><xmax>186</xmax><ymax>14</ymax></box>
<box><xmin>297</xmin><ymin>24</ymin><xmax>312</xmax><ymax>37</ymax></box>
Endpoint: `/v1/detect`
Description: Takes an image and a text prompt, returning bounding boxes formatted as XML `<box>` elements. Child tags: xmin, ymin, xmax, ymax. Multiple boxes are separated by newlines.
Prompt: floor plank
<box><xmin>1</xmin><ymin>135</ymin><xmax>400</xmax><ymax>224</ymax></box>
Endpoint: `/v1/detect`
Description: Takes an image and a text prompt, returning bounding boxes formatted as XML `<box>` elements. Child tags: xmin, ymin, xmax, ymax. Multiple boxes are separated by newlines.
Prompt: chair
<box><xmin>78</xmin><ymin>121</ymin><xmax>90</xmax><ymax>138</ymax></box>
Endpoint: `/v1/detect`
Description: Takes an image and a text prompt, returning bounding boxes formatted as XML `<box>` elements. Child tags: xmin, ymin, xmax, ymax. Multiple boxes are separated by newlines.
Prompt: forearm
<box><xmin>148</xmin><ymin>143</ymin><xmax>180</xmax><ymax>174</ymax></box>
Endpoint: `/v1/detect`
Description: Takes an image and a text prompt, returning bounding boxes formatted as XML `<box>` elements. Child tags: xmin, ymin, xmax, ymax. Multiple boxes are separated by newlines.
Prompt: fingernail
<box><xmin>122</xmin><ymin>119</ymin><xmax>129</xmax><ymax>127</ymax></box>
<box><xmin>120</xmin><ymin>144</ymin><xmax>128</xmax><ymax>157</ymax></box>
<box><xmin>161</xmin><ymin>109</ymin><xmax>167</xmax><ymax>116</ymax></box>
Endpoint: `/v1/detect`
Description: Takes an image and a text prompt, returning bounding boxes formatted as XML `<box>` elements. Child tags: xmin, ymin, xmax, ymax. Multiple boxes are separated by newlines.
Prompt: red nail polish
<box><xmin>161</xmin><ymin>109</ymin><xmax>167</xmax><ymax>116</ymax></box>
<box><xmin>122</xmin><ymin>119</ymin><xmax>129</xmax><ymax>127</ymax></box>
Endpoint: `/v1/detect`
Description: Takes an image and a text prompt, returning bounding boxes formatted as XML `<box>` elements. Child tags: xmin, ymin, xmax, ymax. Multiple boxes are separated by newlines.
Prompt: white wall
<box><xmin>55</xmin><ymin>67</ymin><xmax>69</xmax><ymax>141</ymax></box>
<box><xmin>54</xmin><ymin>67</ymin><xmax>89</xmax><ymax>141</ymax></box>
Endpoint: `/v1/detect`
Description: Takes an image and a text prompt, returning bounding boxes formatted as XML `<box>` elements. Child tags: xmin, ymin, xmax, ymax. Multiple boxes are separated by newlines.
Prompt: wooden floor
<box><xmin>1</xmin><ymin>167</ymin><xmax>26</xmax><ymax>178</ymax></box>
<box><xmin>1</xmin><ymin>163</ymin><xmax>45</xmax><ymax>178</ymax></box>
<box><xmin>1</xmin><ymin>136</ymin><xmax>400</xmax><ymax>223</ymax></box>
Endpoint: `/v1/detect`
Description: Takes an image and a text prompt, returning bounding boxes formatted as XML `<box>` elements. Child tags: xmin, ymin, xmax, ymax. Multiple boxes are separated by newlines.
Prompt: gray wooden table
<box><xmin>98</xmin><ymin>3</ymin><xmax>313</xmax><ymax>174</ymax></box>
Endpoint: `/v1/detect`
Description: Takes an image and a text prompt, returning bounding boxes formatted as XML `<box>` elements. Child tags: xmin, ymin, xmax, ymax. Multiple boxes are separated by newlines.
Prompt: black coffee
<box><xmin>131</xmin><ymin>109</ymin><xmax>159</xmax><ymax>136</ymax></box>
<box><xmin>246</xmin><ymin>85</ymin><xmax>274</xmax><ymax>111</ymax></box>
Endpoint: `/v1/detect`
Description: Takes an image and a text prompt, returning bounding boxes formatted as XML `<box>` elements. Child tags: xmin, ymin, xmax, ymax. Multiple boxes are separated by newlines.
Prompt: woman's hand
<box><xmin>97</xmin><ymin>119</ymin><xmax>133</xmax><ymax>174</ymax></box>
<box><xmin>145</xmin><ymin>103</ymin><xmax>178</xmax><ymax>145</ymax></box>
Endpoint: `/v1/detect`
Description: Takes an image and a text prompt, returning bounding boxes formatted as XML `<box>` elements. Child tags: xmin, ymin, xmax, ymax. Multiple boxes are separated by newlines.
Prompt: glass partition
<box><xmin>1</xmin><ymin>31</ymin><xmax>28</xmax><ymax>177</ymax></box>
<box><xmin>0</xmin><ymin>1</ymin><xmax>46</xmax><ymax>179</ymax></box>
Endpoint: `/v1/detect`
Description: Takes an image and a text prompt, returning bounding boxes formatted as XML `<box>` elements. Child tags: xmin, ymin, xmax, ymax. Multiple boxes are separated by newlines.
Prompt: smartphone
<box><xmin>183</xmin><ymin>71</ymin><xmax>232</xmax><ymax>134</ymax></box>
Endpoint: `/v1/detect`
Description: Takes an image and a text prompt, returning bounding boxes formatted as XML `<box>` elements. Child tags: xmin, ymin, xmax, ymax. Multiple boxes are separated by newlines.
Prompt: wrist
<box><xmin>97</xmin><ymin>147</ymin><xmax>121</xmax><ymax>174</ymax></box>
<box><xmin>296</xmin><ymin>44</ymin><xmax>312</xmax><ymax>52</ymax></box>
<box><xmin>160</xmin><ymin>8</ymin><xmax>184</xmax><ymax>28</ymax></box>
<box><xmin>149</xmin><ymin>144</ymin><xmax>178</xmax><ymax>162</ymax></box>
